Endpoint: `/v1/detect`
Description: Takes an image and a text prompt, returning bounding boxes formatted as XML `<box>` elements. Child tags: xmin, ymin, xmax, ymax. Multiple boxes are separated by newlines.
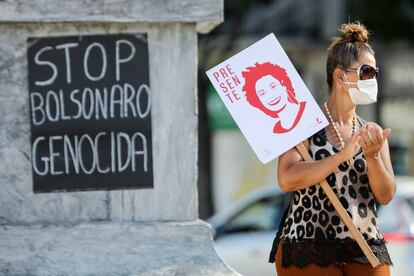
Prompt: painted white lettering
<box><xmin>94</xmin><ymin>132</ymin><xmax>110</xmax><ymax>173</ymax></box>
<box><xmin>84</xmin><ymin>42</ymin><xmax>107</xmax><ymax>81</ymax></box>
<box><xmin>123</xmin><ymin>83</ymin><xmax>137</xmax><ymax>117</ymax></box>
<box><xmin>45</xmin><ymin>90</ymin><xmax>60</xmax><ymax>122</ymax></box>
<box><xmin>63</xmin><ymin>134</ymin><xmax>80</xmax><ymax>174</ymax></box>
<box><xmin>78</xmin><ymin>134</ymin><xmax>97</xmax><ymax>174</ymax></box>
<box><xmin>111</xmin><ymin>131</ymin><xmax>116</xmax><ymax>173</ymax></box>
<box><xmin>49</xmin><ymin>136</ymin><xmax>63</xmax><ymax>175</ymax></box>
<box><xmin>34</xmin><ymin>46</ymin><xmax>58</xmax><ymax>86</ymax></box>
<box><xmin>56</xmin><ymin>43</ymin><xmax>79</xmax><ymax>84</ymax></box>
<box><xmin>131</xmin><ymin>132</ymin><xmax>148</xmax><ymax>172</ymax></box>
<box><xmin>115</xmin><ymin>39</ymin><xmax>135</xmax><ymax>81</ymax></box>
<box><xmin>110</xmin><ymin>84</ymin><xmax>124</xmax><ymax>118</ymax></box>
<box><xmin>59</xmin><ymin>89</ymin><xmax>71</xmax><ymax>120</ymax></box>
<box><xmin>95</xmin><ymin>87</ymin><xmax>108</xmax><ymax>119</ymax></box>
<box><xmin>117</xmin><ymin>132</ymin><xmax>132</xmax><ymax>172</ymax></box>
<box><xmin>136</xmin><ymin>84</ymin><xmax>151</xmax><ymax>118</ymax></box>
<box><xmin>32</xmin><ymin>136</ymin><xmax>49</xmax><ymax>175</ymax></box>
<box><xmin>82</xmin><ymin>87</ymin><xmax>94</xmax><ymax>120</ymax></box>
<box><xmin>70</xmin><ymin>89</ymin><xmax>82</xmax><ymax>119</ymax></box>
<box><xmin>30</xmin><ymin>92</ymin><xmax>46</xmax><ymax>126</ymax></box>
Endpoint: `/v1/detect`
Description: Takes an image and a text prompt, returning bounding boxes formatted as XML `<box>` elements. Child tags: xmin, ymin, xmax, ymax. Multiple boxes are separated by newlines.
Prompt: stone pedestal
<box><xmin>0</xmin><ymin>220</ymin><xmax>237</xmax><ymax>275</ymax></box>
<box><xmin>0</xmin><ymin>1</ymin><xmax>238</xmax><ymax>274</ymax></box>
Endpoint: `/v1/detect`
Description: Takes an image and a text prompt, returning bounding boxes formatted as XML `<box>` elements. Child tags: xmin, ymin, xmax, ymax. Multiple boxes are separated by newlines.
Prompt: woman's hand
<box><xmin>339</xmin><ymin>130</ymin><xmax>361</xmax><ymax>162</ymax></box>
<box><xmin>357</xmin><ymin>122</ymin><xmax>395</xmax><ymax>204</ymax></box>
<box><xmin>359</xmin><ymin>123</ymin><xmax>391</xmax><ymax>159</ymax></box>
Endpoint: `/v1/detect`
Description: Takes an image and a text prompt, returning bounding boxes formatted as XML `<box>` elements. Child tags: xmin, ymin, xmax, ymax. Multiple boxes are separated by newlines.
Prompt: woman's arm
<box><xmin>277</xmin><ymin>133</ymin><xmax>360</xmax><ymax>192</ymax></box>
<box><xmin>359</xmin><ymin>123</ymin><xmax>396</xmax><ymax>205</ymax></box>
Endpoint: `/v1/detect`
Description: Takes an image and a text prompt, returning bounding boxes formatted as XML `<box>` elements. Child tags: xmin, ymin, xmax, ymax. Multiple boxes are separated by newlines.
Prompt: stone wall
<box><xmin>0</xmin><ymin>22</ymin><xmax>199</xmax><ymax>224</ymax></box>
<box><xmin>0</xmin><ymin>1</ymin><xmax>238</xmax><ymax>274</ymax></box>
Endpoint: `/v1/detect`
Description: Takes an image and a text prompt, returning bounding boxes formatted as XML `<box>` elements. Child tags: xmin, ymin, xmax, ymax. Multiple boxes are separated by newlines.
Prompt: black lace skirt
<box><xmin>269</xmin><ymin>237</ymin><xmax>393</xmax><ymax>268</ymax></box>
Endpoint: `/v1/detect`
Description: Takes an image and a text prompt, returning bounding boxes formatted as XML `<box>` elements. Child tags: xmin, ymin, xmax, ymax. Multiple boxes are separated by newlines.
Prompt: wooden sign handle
<box><xmin>295</xmin><ymin>142</ymin><xmax>380</xmax><ymax>268</ymax></box>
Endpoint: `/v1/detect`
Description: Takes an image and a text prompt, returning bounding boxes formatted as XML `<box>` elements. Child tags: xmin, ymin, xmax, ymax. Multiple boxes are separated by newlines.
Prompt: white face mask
<box><xmin>343</xmin><ymin>73</ymin><xmax>378</xmax><ymax>105</ymax></box>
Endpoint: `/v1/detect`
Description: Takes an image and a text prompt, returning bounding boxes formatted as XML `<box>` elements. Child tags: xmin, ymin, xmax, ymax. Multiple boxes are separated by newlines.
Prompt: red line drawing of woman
<box><xmin>242</xmin><ymin>62</ymin><xmax>307</xmax><ymax>134</ymax></box>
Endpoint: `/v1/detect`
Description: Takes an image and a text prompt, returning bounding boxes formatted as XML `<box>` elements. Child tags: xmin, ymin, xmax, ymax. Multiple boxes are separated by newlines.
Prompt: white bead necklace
<box><xmin>324</xmin><ymin>102</ymin><xmax>356</xmax><ymax>150</ymax></box>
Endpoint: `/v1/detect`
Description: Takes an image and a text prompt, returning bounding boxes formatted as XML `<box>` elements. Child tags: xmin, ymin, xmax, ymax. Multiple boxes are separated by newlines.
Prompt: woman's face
<box><xmin>255</xmin><ymin>75</ymin><xmax>288</xmax><ymax>112</ymax></box>
<box><xmin>344</xmin><ymin>51</ymin><xmax>377</xmax><ymax>87</ymax></box>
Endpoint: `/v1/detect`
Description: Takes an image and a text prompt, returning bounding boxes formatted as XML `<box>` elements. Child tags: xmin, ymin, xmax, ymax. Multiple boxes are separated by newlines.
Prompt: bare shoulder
<box><xmin>279</xmin><ymin>139</ymin><xmax>310</xmax><ymax>163</ymax></box>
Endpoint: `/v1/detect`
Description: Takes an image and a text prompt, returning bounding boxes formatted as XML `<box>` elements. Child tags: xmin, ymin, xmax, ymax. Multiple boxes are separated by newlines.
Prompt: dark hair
<box><xmin>326</xmin><ymin>22</ymin><xmax>375</xmax><ymax>91</ymax></box>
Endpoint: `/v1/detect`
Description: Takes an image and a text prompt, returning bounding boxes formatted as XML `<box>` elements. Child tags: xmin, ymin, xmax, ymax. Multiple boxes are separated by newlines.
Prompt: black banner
<box><xmin>27</xmin><ymin>34</ymin><xmax>153</xmax><ymax>193</ymax></box>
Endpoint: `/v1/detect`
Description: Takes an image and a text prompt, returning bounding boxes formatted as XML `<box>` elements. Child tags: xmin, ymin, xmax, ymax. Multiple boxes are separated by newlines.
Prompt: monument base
<box><xmin>0</xmin><ymin>220</ymin><xmax>239</xmax><ymax>275</ymax></box>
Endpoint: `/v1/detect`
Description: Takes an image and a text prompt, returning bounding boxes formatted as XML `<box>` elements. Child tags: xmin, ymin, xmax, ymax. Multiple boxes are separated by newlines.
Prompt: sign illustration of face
<box><xmin>255</xmin><ymin>75</ymin><xmax>288</xmax><ymax>113</ymax></box>
<box><xmin>242</xmin><ymin>62</ymin><xmax>307</xmax><ymax>134</ymax></box>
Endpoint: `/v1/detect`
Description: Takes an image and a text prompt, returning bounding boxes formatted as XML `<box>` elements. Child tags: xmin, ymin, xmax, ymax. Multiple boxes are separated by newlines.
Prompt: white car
<box><xmin>208</xmin><ymin>176</ymin><xmax>414</xmax><ymax>276</ymax></box>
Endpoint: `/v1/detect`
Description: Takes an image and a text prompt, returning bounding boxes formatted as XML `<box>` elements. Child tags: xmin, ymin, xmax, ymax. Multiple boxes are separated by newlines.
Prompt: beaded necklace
<box><xmin>324</xmin><ymin>102</ymin><xmax>356</xmax><ymax>150</ymax></box>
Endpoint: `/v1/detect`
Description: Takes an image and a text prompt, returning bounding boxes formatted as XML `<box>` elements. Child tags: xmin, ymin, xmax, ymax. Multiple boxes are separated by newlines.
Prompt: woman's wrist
<box><xmin>365</xmin><ymin>153</ymin><xmax>380</xmax><ymax>161</ymax></box>
<box><xmin>336</xmin><ymin>150</ymin><xmax>348</xmax><ymax>164</ymax></box>
<box><xmin>364</xmin><ymin>150</ymin><xmax>380</xmax><ymax>160</ymax></box>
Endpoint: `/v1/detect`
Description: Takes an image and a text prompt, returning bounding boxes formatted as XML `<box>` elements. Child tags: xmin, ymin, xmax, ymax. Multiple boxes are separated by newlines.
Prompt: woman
<box><xmin>269</xmin><ymin>22</ymin><xmax>396</xmax><ymax>276</ymax></box>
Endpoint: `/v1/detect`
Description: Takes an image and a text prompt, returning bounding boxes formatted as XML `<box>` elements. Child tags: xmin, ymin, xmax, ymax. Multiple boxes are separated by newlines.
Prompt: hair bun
<box><xmin>326</xmin><ymin>22</ymin><xmax>374</xmax><ymax>89</ymax></box>
<box><xmin>339</xmin><ymin>22</ymin><xmax>369</xmax><ymax>43</ymax></box>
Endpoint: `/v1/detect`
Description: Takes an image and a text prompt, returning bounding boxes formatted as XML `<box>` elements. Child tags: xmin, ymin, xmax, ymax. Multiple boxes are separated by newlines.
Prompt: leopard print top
<box><xmin>270</xmin><ymin>117</ymin><xmax>392</xmax><ymax>268</ymax></box>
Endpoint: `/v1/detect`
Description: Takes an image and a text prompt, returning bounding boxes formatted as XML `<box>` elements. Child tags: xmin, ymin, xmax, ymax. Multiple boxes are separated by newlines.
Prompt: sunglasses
<box><xmin>345</xmin><ymin>64</ymin><xmax>379</xmax><ymax>80</ymax></box>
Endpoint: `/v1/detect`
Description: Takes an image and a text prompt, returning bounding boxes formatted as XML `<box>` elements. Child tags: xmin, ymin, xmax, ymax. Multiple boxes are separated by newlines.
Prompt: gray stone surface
<box><xmin>109</xmin><ymin>23</ymin><xmax>199</xmax><ymax>222</ymax></box>
<box><xmin>0</xmin><ymin>220</ymin><xmax>239</xmax><ymax>275</ymax></box>
<box><xmin>0</xmin><ymin>23</ymin><xmax>198</xmax><ymax>224</ymax></box>
<box><xmin>0</xmin><ymin>2</ymin><xmax>234</xmax><ymax>274</ymax></box>
<box><xmin>0</xmin><ymin>24</ymin><xmax>107</xmax><ymax>225</ymax></box>
<box><xmin>0</xmin><ymin>0</ymin><xmax>223</xmax><ymax>33</ymax></box>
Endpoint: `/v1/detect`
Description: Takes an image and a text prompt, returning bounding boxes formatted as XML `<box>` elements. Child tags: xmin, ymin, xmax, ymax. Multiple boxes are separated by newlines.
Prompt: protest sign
<box><xmin>206</xmin><ymin>33</ymin><xmax>329</xmax><ymax>164</ymax></box>
<box><xmin>28</xmin><ymin>34</ymin><xmax>153</xmax><ymax>193</ymax></box>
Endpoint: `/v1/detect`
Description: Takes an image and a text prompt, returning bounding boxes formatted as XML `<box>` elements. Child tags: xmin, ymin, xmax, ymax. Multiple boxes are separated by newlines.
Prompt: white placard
<box><xmin>206</xmin><ymin>33</ymin><xmax>329</xmax><ymax>164</ymax></box>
